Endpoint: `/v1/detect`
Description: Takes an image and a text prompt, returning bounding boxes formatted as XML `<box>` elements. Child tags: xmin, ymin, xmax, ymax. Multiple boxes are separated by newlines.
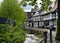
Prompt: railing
<box><xmin>38</xmin><ymin>29</ymin><xmax>53</xmax><ymax>43</ymax></box>
<box><xmin>38</xmin><ymin>38</ymin><xmax>44</xmax><ymax>43</ymax></box>
<box><xmin>24</xmin><ymin>25</ymin><xmax>53</xmax><ymax>43</ymax></box>
<box><xmin>38</xmin><ymin>31</ymin><xmax>47</xmax><ymax>43</ymax></box>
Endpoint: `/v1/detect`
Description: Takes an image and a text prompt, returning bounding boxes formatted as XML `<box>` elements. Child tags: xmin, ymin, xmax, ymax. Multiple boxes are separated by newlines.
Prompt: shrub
<box><xmin>0</xmin><ymin>24</ymin><xmax>25</xmax><ymax>43</ymax></box>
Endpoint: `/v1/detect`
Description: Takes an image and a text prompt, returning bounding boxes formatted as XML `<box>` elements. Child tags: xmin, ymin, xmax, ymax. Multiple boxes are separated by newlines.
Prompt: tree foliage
<box><xmin>0</xmin><ymin>24</ymin><xmax>26</xmax><ymax>43</ymax></box>
<box><xmin>0</xmin><ymin>0</ymin><xmax>28</xmax><ymax>26</ymax></box>
<box><xmin>41</xmin><ymin>0</ymin><xmax>52</xmax><ymax>11</ymax></box>
<box><xmin>0</xmin><ymin>0</ymin><xmax>27</xmax><ymax>22</ymax></box>
<box><xmin>20</xmin><ymin>0</ymin><xmax>52</xmax><ymax>11</ymax></box>
<box><xmin>55</xmin><ymin>20</ymin><xmax>60</xmax><ymax>40</ymax></box>
<box><xmin>0</xmin><ymin>0</ymin><xmax>27</xmax><ymax>43</ymax></box>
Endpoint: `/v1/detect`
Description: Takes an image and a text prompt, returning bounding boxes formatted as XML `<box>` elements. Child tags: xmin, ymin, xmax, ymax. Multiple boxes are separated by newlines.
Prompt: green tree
<box><xmin>55</xmin><ymin>20</ymin><xmax>60</xmax><ymax>40</ymax></box>
<box><xmin>0</xmin><ymin>0</ymin><xmax>27</xmax><ymax>43</ymax></box>
<box><xmin>20</xmin><ymin>0</ymin><xmax>52</xmax><ymax>11</ymax></box>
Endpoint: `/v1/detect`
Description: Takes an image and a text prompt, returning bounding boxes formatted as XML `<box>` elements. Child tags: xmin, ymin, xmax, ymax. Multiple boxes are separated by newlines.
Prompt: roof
<box><xmin>33</xmin><ymin>11</ymin><xmax>48</xmax><ymax>17</ymax></box>
<box><xmin>26</xmin><ymin>12</ymin><xmax>32</xmax><ymax>19</ymax></box>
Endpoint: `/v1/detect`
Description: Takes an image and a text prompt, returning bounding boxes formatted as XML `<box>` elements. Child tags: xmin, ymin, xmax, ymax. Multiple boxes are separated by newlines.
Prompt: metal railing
<box><xmin>38</xmin><ymin>29</ymin><xmax>53</xmax><ymax>43</ymax></box>
<box><xmin>24</xmin><ymin>24</ymin><xmax>53</xmax><ymax>43</ymax></box>
<box><xmin>38</xmin><ymin>31</ymin><xmax>47</xmax><ymax>43</ymax></box>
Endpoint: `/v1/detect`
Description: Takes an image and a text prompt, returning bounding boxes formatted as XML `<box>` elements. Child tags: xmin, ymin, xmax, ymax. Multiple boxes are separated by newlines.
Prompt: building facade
<box><xmin>29</xmin><ymin>2</ymin><xmax>58</xmax><ymax>29</ymax></box>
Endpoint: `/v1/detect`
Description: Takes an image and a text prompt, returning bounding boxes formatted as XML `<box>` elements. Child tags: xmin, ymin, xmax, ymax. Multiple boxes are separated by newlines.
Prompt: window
<box><xmin>34</xmin><ymin>22</ymin><xmax>38</xmax><ymax>27</ymax></box>
<box><xmin>54</xmin><ymin>20</ymin><xmax>56</xmax><ymax>26</ymax></box>
<box><xmin>44</xmin><ymin>21</ymin><xmax>49</xmax><ymax>26</ymax></box>
<box><xmin>39</xmin><ymin>22</ymin><xmax>42</xmax><ymax>26</ymax></box>
<box><xmin>37</xmin><ymin>16</ymin><xmax>40</xmax><ymax>21</ymax></box>
<box><xmin>52</xmin><ymin>14</ymin><xmax>56</xmax><ymax>19</ymax></box>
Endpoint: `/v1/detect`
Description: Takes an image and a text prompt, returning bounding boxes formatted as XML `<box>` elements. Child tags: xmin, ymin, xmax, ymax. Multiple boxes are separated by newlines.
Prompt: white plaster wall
<box><xmin>49</xmin><ymin>21</ymin><xmax>53</xmax><ymax>26</ymax></box>
<box><xmin>33</xmin><ymin>22</ymin><xmax>38</xmax><ymax>27</ymax></box>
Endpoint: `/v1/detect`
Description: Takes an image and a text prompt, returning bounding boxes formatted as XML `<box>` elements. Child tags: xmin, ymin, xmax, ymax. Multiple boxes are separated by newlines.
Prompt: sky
<box><xmin>21</xmin><ymin>0</ymin><xmax>42</xmax><ymax>12</ymax></box>
<box><xmin>21</xmin><ymin>0</ymin><xmax>56</xmax><ymax>12</ymax></box>
<box><xmin>0</xmin><ymin>0</ymin><xmax>2</xmax><ymax>3</ymax></box>
<box><xmin>0</xmin><ymin>0</ymin><xmax>42</xmax><ymax>12</ymax></box>
<box><xmin>0</xmin><ymin>0</ymin><xmax>56</xmax><ymax>12</ymax></box>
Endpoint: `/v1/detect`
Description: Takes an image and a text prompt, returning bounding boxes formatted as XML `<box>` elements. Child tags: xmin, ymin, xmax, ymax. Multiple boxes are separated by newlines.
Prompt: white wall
<box><xmin>49</xmin><ymin>21</ymin><xmax>53</xmax><ymax>26</ymax></box>
<box><xmin>33</xmin><ymin>22</ymin><xmax>38</xmax><ymax>27</ymax></box>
